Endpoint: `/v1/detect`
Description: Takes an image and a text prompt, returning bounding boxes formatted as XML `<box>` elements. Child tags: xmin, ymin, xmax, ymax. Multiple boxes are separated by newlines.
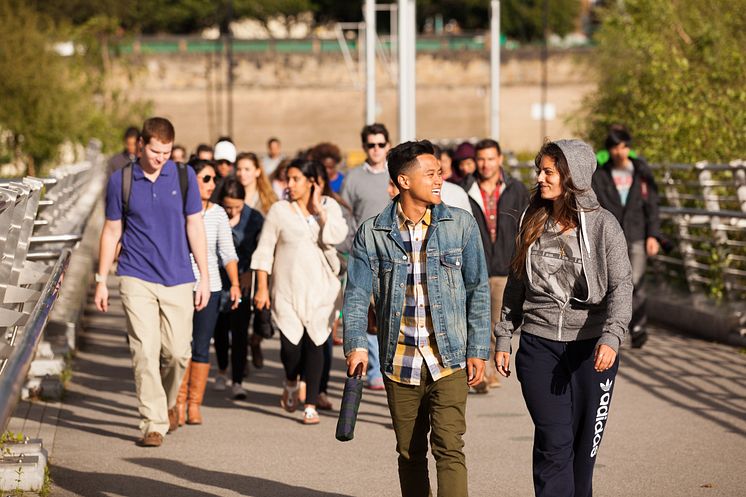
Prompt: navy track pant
<box><xmin>516</xmin><ymin>333</ymin><xmax>619</xmax><ymax>497</ymax></box>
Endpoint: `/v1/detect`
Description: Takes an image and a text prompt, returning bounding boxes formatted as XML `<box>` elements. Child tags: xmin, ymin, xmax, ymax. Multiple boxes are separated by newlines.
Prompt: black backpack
<box><xmin>121</xmin><ymin>161</ymin><xmax>189</xmax><ymax>232</ymax></box>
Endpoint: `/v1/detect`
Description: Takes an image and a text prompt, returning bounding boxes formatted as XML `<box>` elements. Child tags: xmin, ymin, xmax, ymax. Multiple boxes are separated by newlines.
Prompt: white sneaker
<box><xmin>231</xmin><ymin>382</ymin><xmax>247</xmax><ymax>400</ymax></box>
<box><xmin>214</xmin><ymin>374</ymin><xmax>228</xmax><ymax>391</ymax></box>
<box><xmin>302</xmin><ymin>406</ymin><xmax>320</xmax><ymax>425</ymax></box>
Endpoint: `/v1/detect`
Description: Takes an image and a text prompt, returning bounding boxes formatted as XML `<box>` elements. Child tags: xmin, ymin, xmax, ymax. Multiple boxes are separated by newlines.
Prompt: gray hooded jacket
<box><xmin>494</xmin><ymin>139</ymin><xmax>633</xmax><ymax>353</ymax></box>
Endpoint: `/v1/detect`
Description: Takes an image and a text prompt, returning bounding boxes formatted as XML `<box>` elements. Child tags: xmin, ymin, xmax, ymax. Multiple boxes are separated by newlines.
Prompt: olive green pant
<box><xmin>384</xmin><ymin>367</ymin><xmax>469</xmax><ymax>497</ymax></box>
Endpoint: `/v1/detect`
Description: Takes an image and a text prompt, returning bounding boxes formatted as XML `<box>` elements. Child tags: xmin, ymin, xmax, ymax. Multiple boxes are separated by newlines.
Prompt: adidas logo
<box><xmin>590</xmin><ymin>378</ymin><xmax>614</xmax><ymax>458</ymax></box>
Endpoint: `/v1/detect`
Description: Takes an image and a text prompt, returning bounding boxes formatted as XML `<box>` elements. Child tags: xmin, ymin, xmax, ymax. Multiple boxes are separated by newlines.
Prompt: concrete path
<box><xmin>27</xmin><ymin>279</ymin><xmax>746</xmax><ymax>496</ymax></box>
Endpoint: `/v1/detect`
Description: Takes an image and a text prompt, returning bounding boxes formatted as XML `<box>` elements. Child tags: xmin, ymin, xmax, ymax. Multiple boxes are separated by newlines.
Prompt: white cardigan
<box><xmin>251</xmin><ymin>197</ymin><xmax>349</xmax><ymax>346</ymax></box>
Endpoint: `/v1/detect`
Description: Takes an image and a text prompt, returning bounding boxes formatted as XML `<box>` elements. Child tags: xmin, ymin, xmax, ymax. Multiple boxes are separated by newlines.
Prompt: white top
<box><xmin>441</xmin><ymin>181</ymin><xmax>474</xmax><ymax>215</ymax></box>
<box><xmin>191</xmin><ymin>204</ymin><xmax>238</xmax><ymax>292</ymax></box>
<box><xmin>251</xmin><ymin>197</ymin><xmax>349</xmax><ymax>346</ymax></box>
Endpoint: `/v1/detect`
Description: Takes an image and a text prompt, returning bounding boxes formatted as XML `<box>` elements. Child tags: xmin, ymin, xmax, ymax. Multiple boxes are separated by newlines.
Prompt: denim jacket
<box><xmin>343</xmin><ymin>199</ymin><xmax>491</xmax><ymax>374</ymax></box>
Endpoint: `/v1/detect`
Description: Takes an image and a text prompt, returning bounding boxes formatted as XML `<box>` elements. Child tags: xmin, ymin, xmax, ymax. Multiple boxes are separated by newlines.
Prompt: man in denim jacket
<box><xmin>344</xmin><ymin>140</ymin><xmax>491</xmax><ymax>497</ymax></box>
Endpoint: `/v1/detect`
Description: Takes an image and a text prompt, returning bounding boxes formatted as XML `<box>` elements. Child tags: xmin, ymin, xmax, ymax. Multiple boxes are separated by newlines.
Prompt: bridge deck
<box><xmin>10</xmin><ymin>277</ymin><xmax>746</xmax><ymax>496</ymax></box>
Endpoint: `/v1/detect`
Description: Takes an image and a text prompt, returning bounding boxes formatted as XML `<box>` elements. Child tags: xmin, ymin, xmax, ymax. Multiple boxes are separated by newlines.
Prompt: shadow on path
<box><xmin>619</xmin><ymin>328</ymin><xmax>746</xmax><ymax>437</ymax></box>
<box><xmin>126</xmin><ymin>458</ymin><xmax>354</xmax><ymax>497</ymax></box>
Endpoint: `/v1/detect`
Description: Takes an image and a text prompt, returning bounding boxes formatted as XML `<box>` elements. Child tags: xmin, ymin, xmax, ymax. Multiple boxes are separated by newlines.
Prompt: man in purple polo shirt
<box><xmin>94</xmin><ymin>117</ymin><xmax>210</xmax><ymax>448</ymax></box>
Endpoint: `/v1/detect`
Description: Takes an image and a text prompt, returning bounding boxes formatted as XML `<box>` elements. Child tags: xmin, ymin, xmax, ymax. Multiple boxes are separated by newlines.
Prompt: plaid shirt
<box><xmin>480</xmin><ymin>185</ymin><xmax>500</xmax><ymax>243</ymax></box>
<box><xmin>387</xmin><ymin>203</ymin><xmax>464</xmax><ymax>385</ymax></box>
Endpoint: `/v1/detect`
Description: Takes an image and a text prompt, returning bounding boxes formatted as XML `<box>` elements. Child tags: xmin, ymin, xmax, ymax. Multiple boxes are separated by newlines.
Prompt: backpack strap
<box><xmin>177</xmin><ymin>162</ymin><xmax>189</xmax><ymax>212</ymax></box>
<box><xmin>121</xmin><ymin>162</ymin><xmax>134</xmax><ymax>233</ymax></box>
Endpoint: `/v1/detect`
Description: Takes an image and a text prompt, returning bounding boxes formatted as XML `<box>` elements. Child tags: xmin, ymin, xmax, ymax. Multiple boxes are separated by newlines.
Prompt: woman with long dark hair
<box><xmin>494</xmin><ymin>140</ymin><xmax>633</xmax><ymax>497</ymax></box>
<box><xmin>251</xmin><ymin>159</ymin><xmax>348</xmax><ymax>424</ymax></box>
<box><xmin>212</xmin><ymin>177</ymin><xmax>268</xmax><ymax>399</ymax></box>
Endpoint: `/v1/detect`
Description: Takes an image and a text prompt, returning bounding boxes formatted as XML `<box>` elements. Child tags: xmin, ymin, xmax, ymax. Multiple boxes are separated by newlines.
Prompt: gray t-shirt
<box><xmin>531</xmin><ymin>222</ymin><xmax>587</xmax><ymax>304</ymax></box>
<box><xmin>341</xmin><ymin>164</ymin><xmax>392</xmax><ymax>228</ymax></box>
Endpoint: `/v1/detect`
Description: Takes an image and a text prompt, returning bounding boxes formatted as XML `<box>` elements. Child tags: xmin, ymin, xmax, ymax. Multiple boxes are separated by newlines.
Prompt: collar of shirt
<box><xmin>363</xmin><ymin>161</ymin><xmax>388</xmax><ymax>175</ymax></box>
<box><xmin>133</xmin><ymin>161</ymin><xmax>173</xmax><ymax>181</ymax></box>
<box><xmin>396</xmin><ymin>202</ymin><xmax>432</xmax><ymax>230</ymax></box>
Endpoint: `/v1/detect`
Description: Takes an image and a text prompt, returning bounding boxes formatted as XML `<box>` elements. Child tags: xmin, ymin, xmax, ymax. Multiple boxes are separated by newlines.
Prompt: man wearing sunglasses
<box><xmin>341</xmin><ymin>123</ymin><xmax>393</xmax><ymax>390</ymax></box>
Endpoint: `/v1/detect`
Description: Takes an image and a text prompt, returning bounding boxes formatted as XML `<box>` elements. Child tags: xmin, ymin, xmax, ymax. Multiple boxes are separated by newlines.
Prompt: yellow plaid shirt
<box><xmin>386</xmin><ymin>203</ymin><xmax>464</xmax><ymax>385</ymax></box>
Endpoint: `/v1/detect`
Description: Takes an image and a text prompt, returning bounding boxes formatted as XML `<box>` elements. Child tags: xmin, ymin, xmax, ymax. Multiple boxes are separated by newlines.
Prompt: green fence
<box><xmin>114</xmin><ymin>36</ymin><xmax>491</xmax><ymax>55</ymax></box>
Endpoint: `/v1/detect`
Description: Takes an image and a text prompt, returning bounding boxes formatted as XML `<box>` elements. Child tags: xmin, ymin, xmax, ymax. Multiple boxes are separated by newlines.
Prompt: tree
<box><xmin>0</xmin><ymin>1</ymin><xmax>149</xmax><ymax>174</ymax></box>
<box><xmin>580</xmin><ymin>0</ymin><xmax>746</xmax><ymax>163</ymax></box>
<box><xmin>500</xmin><ymin>0</ymin><xmax>580</xmax><ymax>42</ymax></box>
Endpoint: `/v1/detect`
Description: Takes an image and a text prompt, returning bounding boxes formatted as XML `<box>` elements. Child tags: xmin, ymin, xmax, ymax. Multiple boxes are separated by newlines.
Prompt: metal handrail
<box><xmin>0</xmin><ymin>141</ymin><xmax>105</xmax><ymax>433</ymax></box>
<box><xmin>0</xmin><ymin>250</ymin><xmax>70</xmax><ymax>432</ymax></box>
<box><xmin>502</xmin><ymin>158</ymin><xmax>746</xmax><ymax>302</ymax></box>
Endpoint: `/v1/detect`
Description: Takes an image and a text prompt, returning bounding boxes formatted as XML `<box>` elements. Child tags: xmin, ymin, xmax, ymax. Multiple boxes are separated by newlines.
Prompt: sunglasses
<box><xmin>366</xmin><ymin>142</ymin><xmax>387</xmax><ymax>150</ymax></box>
<box><xmin>201</xmin><ymin>175</ymin><xmax>215</xmax><ymax>183</ymax></box>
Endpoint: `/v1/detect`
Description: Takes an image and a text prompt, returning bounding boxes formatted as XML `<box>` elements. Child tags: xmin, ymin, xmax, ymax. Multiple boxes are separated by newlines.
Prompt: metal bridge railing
<box><xmin>0</xmin><ymin>141</ymin><xmax>106</xmax><ymax>433</ymax></box>
<box><xmin>504</xmin><ymin>158</ymin><xmax>746</xmax><ymax>302</ymax></box>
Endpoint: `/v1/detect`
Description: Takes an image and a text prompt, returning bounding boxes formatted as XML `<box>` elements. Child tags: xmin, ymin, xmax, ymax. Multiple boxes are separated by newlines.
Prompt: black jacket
<box><xmin>461</xmin><ymin>173</ymin><xmax>530</xmax><ymax>277</ymax></box>
<box><xmin>591</xmin><ymin>157</ymin><xmax>661</xmax><ymax>243</ymax></box>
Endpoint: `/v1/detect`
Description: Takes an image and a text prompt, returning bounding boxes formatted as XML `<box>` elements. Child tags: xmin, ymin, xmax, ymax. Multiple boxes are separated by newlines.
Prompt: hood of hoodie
<box><xmin>555</xmin><ymin>139</ymin><xmax>600</xmax><ymax>211</ymax></box>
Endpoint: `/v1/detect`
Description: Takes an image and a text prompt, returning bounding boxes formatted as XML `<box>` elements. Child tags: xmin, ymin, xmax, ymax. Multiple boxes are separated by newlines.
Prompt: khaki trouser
<box><xmin>119</xmin><ymin>276</ymin><xmax>194</xmax><ymax>436</ymax></box>
<box><xmin>384</xmin><ymin>368</ymin><xmax>470</xmax><ymax>497</ymax></box>
<box><xmin>487</xmin><ymin>276</ymin><xmax>508</xmax><ymax>376</ymax></box>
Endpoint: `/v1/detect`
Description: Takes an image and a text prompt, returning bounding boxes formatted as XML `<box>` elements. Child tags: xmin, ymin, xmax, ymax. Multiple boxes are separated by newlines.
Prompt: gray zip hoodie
<box><xmin>495</xmin><ymin>139</ymin><xmax>633</xmax><ymax>354</ymax></box>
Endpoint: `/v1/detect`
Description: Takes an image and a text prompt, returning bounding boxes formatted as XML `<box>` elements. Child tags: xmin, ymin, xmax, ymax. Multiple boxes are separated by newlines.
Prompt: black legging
<box><xmin>280</xmin><ymin>331</ymin><xmax>324</xmax><ymax>407</ymax></box>
<box><xmin>213</xmin><ymin>299</ymin><xmax>250</xmax><ymax>384</ymax></box>
<box><xmin>319</xmin><ymin>334</ymin><xmax>334</xmax><ymax>394</ymax></box>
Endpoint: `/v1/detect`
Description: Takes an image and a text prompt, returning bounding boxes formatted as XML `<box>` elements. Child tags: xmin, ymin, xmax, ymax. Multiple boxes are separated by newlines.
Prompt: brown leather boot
<box><xmin>186</xmin><ymin>362</ymin><xmax>210</xmax><ymax>425</ymax></box>
<box><xmin>176</xmin><ymin>361</ymin><xmax>191</xmax><ymax>426</ymax></box>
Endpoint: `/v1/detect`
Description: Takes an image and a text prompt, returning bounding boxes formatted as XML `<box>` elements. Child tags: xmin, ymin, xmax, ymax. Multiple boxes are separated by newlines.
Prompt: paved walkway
<box><xmin>11</xmin><ymin>278</ymin><xmax>746</xmax><ymax>496</ymax></box>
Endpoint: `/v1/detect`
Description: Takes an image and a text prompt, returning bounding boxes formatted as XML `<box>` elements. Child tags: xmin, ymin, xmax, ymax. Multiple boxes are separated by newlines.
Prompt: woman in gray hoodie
<box><xmin>494</xmin><ymin>139</ymin><xmax>633</xmax><ymax>497</ymax></box>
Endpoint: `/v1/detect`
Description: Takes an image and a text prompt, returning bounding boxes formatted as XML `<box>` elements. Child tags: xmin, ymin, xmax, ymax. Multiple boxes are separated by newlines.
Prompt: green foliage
<box><xmin>501</xmin><ymin>0</ymin><xmax>580</xmax><ymax>42</ymax></box>
<box><xmin>30</xmin><ymin>0</ymin><xmax>581</xmax><ymax>40</ymax></box>
<box><xmin>0</xmin><ymin>1</ymin><xmax>149</xmax><ymax>174</ymax></box>
<box><xmin>580</xmin><ymin>0</ymin><xmax>746</xmax><ymax>163</ymax></box>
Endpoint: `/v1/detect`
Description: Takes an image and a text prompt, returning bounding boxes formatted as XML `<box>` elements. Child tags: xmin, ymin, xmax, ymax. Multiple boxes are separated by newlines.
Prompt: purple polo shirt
<box><xmin>105</xmin><ymin>160</ymin><xmax>202</xmax><ymax>286</ymax></box>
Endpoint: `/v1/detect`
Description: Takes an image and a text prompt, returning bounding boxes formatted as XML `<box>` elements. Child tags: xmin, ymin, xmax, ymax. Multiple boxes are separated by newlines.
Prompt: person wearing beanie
<box><xmin>453</xmin><ymin>141</ymin><xmax>476</xmax><ymax>181</ymax></box>
<box><xmin>495</xmin><ymin>140</ymin><xmax>633</xmax><ymax>497</ymax></box>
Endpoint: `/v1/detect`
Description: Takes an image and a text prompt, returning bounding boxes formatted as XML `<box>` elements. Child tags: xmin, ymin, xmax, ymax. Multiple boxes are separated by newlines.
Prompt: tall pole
<box><xmin>398</xmin><ymin>0</ymin><xmax>416</xmax><ymax>143</ymax></box>
<box><xmin>365</xmin><ymin>0</ymin><xmax>377</xmax><ymax>125</ymax></box>
<box><xmin>540</xmin><ymin>0</ymin><xmax>549</xmax><ymax>144</ymax></box>
<box><xmin>226</xmin><ymin>0</ymin><xmax>234</xmax><ymax>137</ymax></box>
<box><xmin>490</xmin><ymin>1</ymin><xmax>501</xmax><ymax>141</ymax></box>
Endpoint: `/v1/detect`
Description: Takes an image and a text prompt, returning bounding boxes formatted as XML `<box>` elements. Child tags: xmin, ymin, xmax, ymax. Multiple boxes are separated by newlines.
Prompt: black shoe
<box><xmin>631</xmin><ymin>330</ymin><xmax>648</xmax><ymax>349</ymax></box>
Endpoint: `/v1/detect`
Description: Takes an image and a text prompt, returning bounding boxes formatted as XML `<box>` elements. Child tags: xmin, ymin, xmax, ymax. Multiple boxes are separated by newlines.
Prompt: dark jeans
<box><xmin>384</xmin><ymin>367</ymin><xmax>469</xmax><ymax>497</ymax></box>
<box><xmin>516</xmin><ymin>333</ymin><xmax>619</xmax><ymax>497</ymax></box>
<box><xmin>280</xmin><ymin>332</ymin><xmax>324</xmax><ymax>406</ymax></box>
<box><xmin>192</xmin><ymin>291</ymin><xmax>221</xmax><ymax>363</ymax></box>
<box><xmin>213</xmin><ymin>298</ymin><xmax>250</xmax><ymax>384</ymax></box>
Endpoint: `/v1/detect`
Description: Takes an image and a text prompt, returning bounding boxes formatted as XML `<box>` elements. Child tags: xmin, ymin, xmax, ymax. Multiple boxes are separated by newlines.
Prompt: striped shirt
<box><xmin>191</xmin><ymin>204</ymin><xmax>238</xmax><ymax>292</ymax></box>
<box><xmin>387</xmin><ymin>203</ymin><xmax>464</xmax><ymax>385</ymax></box>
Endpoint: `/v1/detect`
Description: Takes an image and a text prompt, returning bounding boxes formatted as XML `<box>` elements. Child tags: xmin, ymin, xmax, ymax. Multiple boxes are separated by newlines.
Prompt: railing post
<box><xmin>733</xmin><ymin>159</ymin><xmax>746</xmax><ymax>214</ymax></box>
<box><xmin>663</xmin><ymin>167</ymin><xmax>698</xmax><ymax>293</ymax></box>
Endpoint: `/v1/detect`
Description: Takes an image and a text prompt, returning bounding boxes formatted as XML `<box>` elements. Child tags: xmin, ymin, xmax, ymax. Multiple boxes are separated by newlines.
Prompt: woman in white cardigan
<box><xmin>252</xmin><ymin>158</ymin><xmax>349</xmax><ymax>424</ymax></box>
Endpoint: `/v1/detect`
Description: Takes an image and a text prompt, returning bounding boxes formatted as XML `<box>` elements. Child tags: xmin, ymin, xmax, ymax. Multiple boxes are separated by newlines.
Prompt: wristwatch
<box><xmin>95</xmin><ymin>273</ymin><xmax>107</xmax><ymax>284</ymax></box>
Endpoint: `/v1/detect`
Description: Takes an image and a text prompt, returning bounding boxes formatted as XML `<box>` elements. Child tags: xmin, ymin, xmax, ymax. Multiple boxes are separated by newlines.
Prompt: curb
<box><xmin>647</xmin><ymin>286</ymin><xmax>746</xmax><ymax>348</ymax></box>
